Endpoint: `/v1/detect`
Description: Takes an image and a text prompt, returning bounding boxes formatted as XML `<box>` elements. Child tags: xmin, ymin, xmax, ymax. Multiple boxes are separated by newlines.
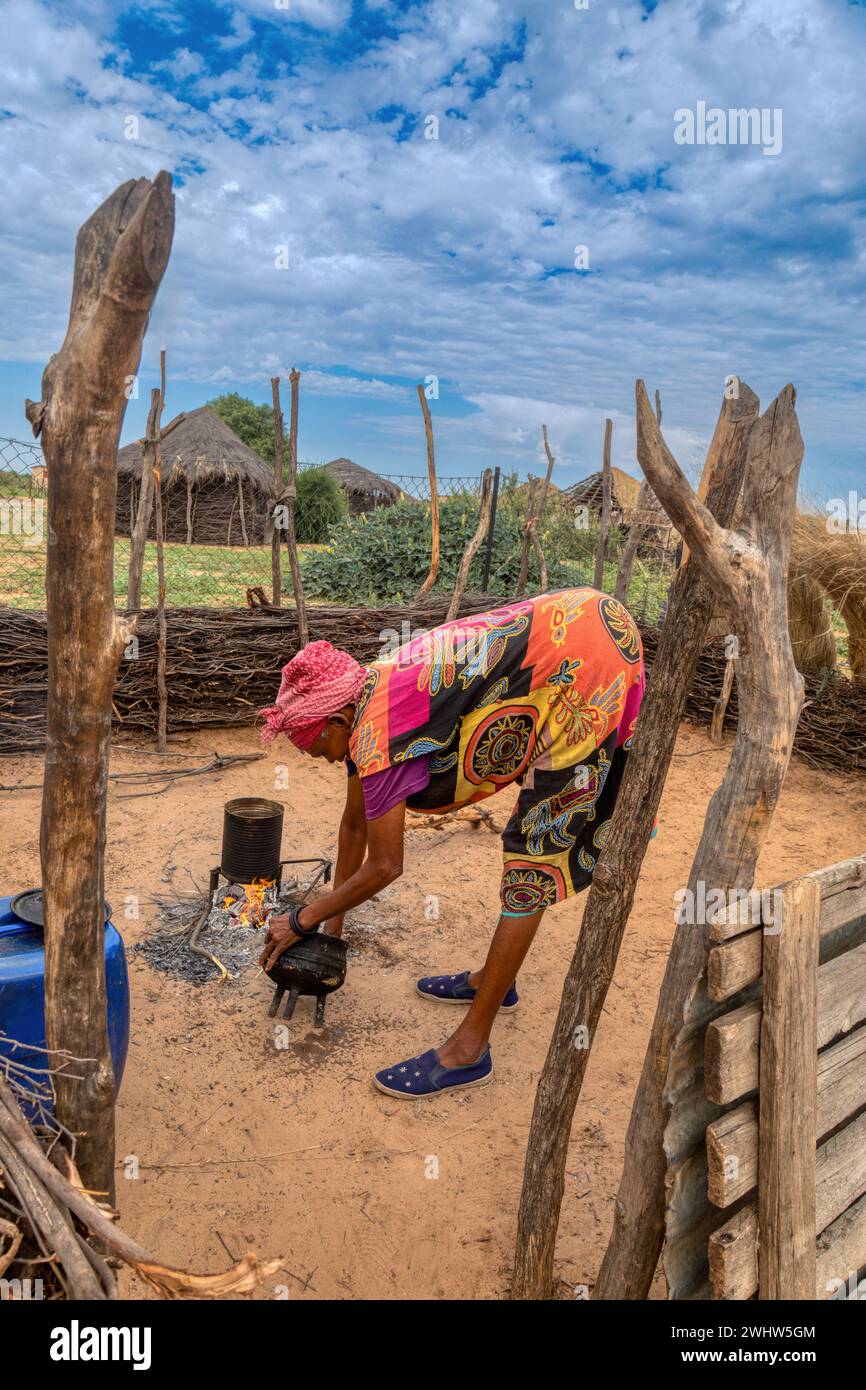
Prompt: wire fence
<box><xmin>0</xmin><ymin>434</ymin><xmax>678</xmax><ymax>620</ymax></box>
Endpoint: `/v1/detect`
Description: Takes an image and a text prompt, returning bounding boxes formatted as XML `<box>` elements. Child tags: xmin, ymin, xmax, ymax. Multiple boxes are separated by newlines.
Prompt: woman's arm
<box><xmin>260</xmin><ymin>797</ymin><xmax>406</xmax><ymax>970</ymax></box>
<box><xmin>322</xmin><ymin>773</ymin><xmax>368</xmax><ymax>937</ymax></box>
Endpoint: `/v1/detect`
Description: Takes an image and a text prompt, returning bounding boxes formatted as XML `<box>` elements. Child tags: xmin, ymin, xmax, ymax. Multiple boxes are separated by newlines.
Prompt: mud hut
<box><xmin>323</xmin><ymin>458</ymin><xmax>402</xmax><ymax>515</ymax></box>
<box><xmin>116</xmin><ymin>406</ymin><xmax>274</xmax><ymax>546</ymax></box>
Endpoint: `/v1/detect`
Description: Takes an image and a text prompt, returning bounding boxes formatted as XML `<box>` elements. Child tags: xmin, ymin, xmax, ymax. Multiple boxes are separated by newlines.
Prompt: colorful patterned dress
<box><xmin>348</xmin><ymin>589</ymin><xmax>646</xmax><ymax>916</ymax></box>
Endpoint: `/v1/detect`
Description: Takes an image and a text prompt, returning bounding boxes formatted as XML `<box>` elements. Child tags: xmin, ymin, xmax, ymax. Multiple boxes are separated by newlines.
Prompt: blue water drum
<box><xmin>0</xmin><ymin>893</ymin><xmax>130</xmax><ymax>1114</ymax></box>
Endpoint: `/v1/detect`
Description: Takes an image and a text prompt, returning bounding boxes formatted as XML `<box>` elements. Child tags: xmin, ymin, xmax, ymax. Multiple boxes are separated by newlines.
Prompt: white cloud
<box><xmin>0</xmin><ymin>0</ymin><xmax>863</xmax><ymax>491</ymax></box>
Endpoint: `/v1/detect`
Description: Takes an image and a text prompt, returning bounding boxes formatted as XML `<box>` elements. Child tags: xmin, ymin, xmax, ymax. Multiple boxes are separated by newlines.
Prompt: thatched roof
<box><xmin>565</xmin><ymin>466</ymin><xmax>643</xmax><ymax>517</ymax></box>
<box><xmin>117</xmin><ymin>407</ymin><xmax>274</xmax><ymax>493</ymax></box>
<box><xmin>323</xmin><ymin>458</ymin><xmax>402</xmax><ymax>504</ymax></box>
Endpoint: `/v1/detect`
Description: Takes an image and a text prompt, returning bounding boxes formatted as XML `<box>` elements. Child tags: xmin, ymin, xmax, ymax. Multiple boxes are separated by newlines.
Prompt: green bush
<box><xmin>298</xmin><ymin>487</ymin><xmax>590</xmax><ymax>605</ymax></box>
<box><xmin>295</xmin><ymin>468</ymin><xmax>347</xmax><ymax>543</ymax></box>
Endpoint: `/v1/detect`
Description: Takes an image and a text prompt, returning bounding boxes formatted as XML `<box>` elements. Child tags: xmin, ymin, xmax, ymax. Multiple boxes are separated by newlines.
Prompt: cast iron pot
<box><xmin>266</xmin><ymin>932</ymin><xmax>347</xmax><ymax>1027</ymax></box>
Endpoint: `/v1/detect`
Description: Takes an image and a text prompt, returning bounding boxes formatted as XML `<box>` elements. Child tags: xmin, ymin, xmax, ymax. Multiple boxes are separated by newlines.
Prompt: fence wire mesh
<box><xmin>0</xmin><ymin>436</ymin><xmax>678</xmax><ymax>621</ymax></box>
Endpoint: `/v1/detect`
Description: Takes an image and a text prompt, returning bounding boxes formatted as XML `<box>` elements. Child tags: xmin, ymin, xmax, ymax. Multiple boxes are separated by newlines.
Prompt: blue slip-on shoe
<box><xmin>416</xmin><ymin>971</ymin><xmax>519</xmax><ymax>1012</ymax></box>
<box><xmin>374</xmin><ymin>1047</ymin><xmax>493</xmax><ymax>1100</ymax></box>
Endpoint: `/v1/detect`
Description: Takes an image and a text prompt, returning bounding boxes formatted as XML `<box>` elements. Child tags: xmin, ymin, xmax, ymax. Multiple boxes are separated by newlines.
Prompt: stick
<box><xmin>593</xmin><ymin>417</ymin><xmax>613</xmax><ymax>590</ymax></box>
<box><xmin>516</xmin><ymin>478</ymin><xmax>538</xmax><ymax>597</ymax></box>
<box><xmin>446</xmin><ymin>469</ymin><xmax>493</xmax><ymax>621</ymax></box>
<box><xmin>271</xmin><ymin>376</ymin><xmax>284</xmax><ymax>605</ymax></box>
<box><xmin>283</xmin><ymin>370</ymin><xmax>308</xmax><ymax>645</ymax></box>
<box><xmin>1</xmin><ymin>751</ymin><xmax>263</xmax><ymax>794</ymax></box>
<box><xmin>150</xmin><ymin>352</ymin><xmax>169</xmax><ymax>754</ymax></box>
<box><xmin>517</xmin><ymin>427</ymin><xmax>556</xmax><ymax>592</ymax></box>
<box><xmin>416</xmin><ymin>385</ymin><xmax>440</xmax><ymax>598</ymax></box>
<box><xmin>614</xmin><ymin>394</ymin><xmax>663</xmax><ymax>604</ymax></box>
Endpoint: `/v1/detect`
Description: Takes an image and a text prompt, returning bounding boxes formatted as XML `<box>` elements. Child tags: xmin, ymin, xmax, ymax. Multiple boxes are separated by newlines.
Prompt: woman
<box><xmin>259</xmin><ymin>587</ymin><xmax>645</xmax><ymax>1100</ymax></box>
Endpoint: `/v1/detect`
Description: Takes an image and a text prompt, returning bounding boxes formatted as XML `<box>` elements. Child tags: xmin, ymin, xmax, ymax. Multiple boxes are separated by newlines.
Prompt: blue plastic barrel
<box><xmin>0</xmin><ymin>895</ymin><xmax>130</xmax><ymax>1112</ymax></box>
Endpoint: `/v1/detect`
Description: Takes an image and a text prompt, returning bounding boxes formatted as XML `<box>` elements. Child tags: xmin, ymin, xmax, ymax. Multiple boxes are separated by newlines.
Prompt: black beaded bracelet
<box><xmin>289</xmin><ymin>903</ymin><xmax>319</xmax><ymax>939</ymax></box>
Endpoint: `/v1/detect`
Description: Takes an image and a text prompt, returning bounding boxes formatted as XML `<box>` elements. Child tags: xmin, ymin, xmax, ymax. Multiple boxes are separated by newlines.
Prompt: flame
<box><xmin>219</xmin><ymin>877</ymin><xmax>276</xmax><ymax>928</ymax></box>
<box><xmin>240</xmin><ymin>878</ymin><xmax>270</xmax><ymax>928</ymax></box>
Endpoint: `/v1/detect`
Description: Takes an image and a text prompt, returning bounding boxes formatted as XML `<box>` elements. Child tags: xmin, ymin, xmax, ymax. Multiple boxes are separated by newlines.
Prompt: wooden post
<box><xmin>480</xmin><ymin>465</ymin><xmax>501</xmax><ymax>592</ymax></box>
<box><xmin>593</xmin><ymin>418</ymin><xmax>612</xmax><ymax>590</ymax></box>
<box><xmin>710</xmin><ymin>654</ymin><xmax>735</xmax><ymax>744</ymax></box>
<box><xmin>127</xmin><ymin>449</ymin><xmax>155</xmax><ymax>608</ymax></box>
<box><xmin>24</xmin><ymin>174</ymin><xmax>174</xmax><ymax>1196</ymax></box>
<box><xmin>145</xmin><ymin>352</ymin><xmax>168</xmax><ymax>754</ymax></box>
<box><xmin>593</xmin><ymin>381</ymin><xmax>805</xmax><ymax>1300</ymax></box>
<box><xmin>270</xmin><ymin>376</ymin><xmax>284</xmax><ymax>605</ymax></box>
<box><xmin>185</xmin><ymin>476</ymin><xmax>193</xmax><ymax>546</ymax></box>
<box><xmin>518</xmin><ymin>426</ymin><xmax>556</xmax><ymax>593</ymax></box>
<box><xmin>529</xmin><ymin>522</ymin><xmax>548</xmax><ymax>592</ymax></box>
<box><xmin>511</xmin><ymin>381</ymin><xmax>759</xmax><ymax>1299</ymax></box>
<box><xmin>446</xmin><ymin>469</ymin><xmax>493</xmax><ymax>621</ymax></box>
<box><xmin>539</xmin><ymin>425</ymin><xmax>556</xmax><ymax>518</ymax></box>
<box><xmin>283</xmin><ymin>369</ymin><xmax>308</xmax><ymax>644</ymax></box>
<box><xmin>614</xmin><ymin>395</ymin><xmax>662</xmax><ymax>605</ymax></box>
<box><xmin>237</xmin><ymin>475</ymin><xmax>249</xmax><ymax>548</ymax></box>
<box><xmin>759</xmin><ymin>877</ymin><xmax>819</xmax><ymax>1299</ymax></box>
<box><xmin>416</xmin><ymin>385</ymin><xmax>440</xmax><ymax>598</ymax></box>
<box><xmin>516</xmin><ymin>478</ymin><xmax>538</xmax><ymax>597</ymax></box>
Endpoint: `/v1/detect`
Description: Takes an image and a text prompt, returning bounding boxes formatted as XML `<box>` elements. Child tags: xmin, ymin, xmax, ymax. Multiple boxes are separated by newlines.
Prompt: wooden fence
<box><xmin>666</xmin><ymin>854</ymin><xmax>866</xmax><ymax>1299</ymax></box>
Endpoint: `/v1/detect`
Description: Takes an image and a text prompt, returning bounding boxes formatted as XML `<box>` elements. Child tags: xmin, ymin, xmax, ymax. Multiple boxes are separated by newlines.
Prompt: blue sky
<box><xmin>0</xmin><ymin>0</ymin><xmax>864</xmax><ymax>497</ymax></box>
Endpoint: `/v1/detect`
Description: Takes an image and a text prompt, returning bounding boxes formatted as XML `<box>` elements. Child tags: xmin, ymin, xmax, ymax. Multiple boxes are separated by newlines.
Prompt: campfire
<box><xmin>217</xmin><ymin>877</ymin><xmax>278</xmax><ymax>929</ymax></box>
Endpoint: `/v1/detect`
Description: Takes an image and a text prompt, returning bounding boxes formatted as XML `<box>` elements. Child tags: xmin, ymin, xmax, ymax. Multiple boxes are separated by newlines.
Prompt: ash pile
<box><xmin>134</xmin><ymin>876</ymin><xmax>304</xmax><ymax>985</ymax></box>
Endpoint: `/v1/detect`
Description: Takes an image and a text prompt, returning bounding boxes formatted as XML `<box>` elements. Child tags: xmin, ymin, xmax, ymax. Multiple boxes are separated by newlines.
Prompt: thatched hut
<box><xmin>565</xmin><ymin>466</ymin><xmax>643</xmax><ymax>525</ymax></box>
<box><xmin>116</xmin><ymin>407</ymin><xmax>274</xmax><ymax>546</ymax></box>
<box><xmin>323</xmin><ymin>458</ymin><xmax>402</xmax><ymax>515</ymax></box>
<box><xmin>788</xmin><ymin>513</ymin><xmax>866</xmax><ymax>679</ymax></box>
<box><xmin>566</xmin><ymin>465</ymin><xmax>673</xmax><ymax>548</ymax></box>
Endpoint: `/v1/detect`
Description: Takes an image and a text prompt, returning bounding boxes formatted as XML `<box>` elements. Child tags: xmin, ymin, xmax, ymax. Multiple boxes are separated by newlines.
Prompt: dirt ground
<box><xmin>3</xmin><ymin>722</ymin><xmax>865</xmax><ymax>1300</ymax></box>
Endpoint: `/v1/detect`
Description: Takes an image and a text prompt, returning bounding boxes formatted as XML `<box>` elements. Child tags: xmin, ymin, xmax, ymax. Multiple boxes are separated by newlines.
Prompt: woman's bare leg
<box><xmin>437</xmin><ymin>909</ymin><xmax>544</xmax><ymax>1067</ymax></box>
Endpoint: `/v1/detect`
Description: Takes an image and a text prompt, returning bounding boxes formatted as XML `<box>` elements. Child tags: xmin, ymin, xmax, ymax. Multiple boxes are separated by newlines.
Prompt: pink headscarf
<box><xmin>259</xmin><ymin>641</ymin><xmax>368</xmax><ymax>750</ymax></box>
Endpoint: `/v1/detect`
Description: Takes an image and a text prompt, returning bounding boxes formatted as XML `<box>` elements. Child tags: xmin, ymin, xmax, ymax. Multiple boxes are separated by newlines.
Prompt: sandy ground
<box><xmin>2</xmin><ymin>722</ymin><xmax>865</xmax><ymax>1300</ymax></box>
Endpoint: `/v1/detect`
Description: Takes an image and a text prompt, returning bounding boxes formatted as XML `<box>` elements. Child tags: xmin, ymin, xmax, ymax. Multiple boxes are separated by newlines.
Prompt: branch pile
<box><xmin>2</xmin><ymin>599</ymin><xmax>865</xmax><ymax>774</ymax></box>
<box><xmin>640</xmin><ymin>626</ymin><xmax>866</xmax><ymax>774</ymax></box>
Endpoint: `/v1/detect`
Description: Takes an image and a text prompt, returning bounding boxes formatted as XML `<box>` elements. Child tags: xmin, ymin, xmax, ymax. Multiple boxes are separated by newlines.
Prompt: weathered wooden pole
<box><xmin>480</xmin><ymin>465</ymin><xmax>501</xmax><ymax>592</ymax></box>
<box><xmin>593</xmin><ymin>381</ymin><xmax>805</xmax><ymax>1299</ymax></box>
<box><xmin>446</xmin><ymin>468</ymin><xmax>493</xmax><ymax>621</ymax></box>
<box><xmin>270</xmin><ymin>375</ymin><xmax>284</xmax><ymax>606</ymax></box>
<box><xmin>416</xmin><ymin>385</ymin><xmax>440</xmax><ymax>598</ymax></box>
<box><xmin>144</xmin><ymin>350</ymin><xmax>168</xmax><ymax>752</ymax></box>
<box><xmin>511</xmin><ymin>381</ymin><xmax>759</xmax><ymax>1299</ymax></box>
<box><xmin>517</xmin><ymin>425</ymin><xmax>556</xmax><ymax>594</ymax></box>
<box><xmin>25</xmin><ymin>174</ymin><xmax>174</xmax><ymax>1196</ymax></box>
<box><xmin>614</xmin><ymin>394</ymin><xmax>662</xmax><ymax>605</ymax></box>
<box><xmin>282</xmin><ymin>369</ymin><xmax>308</xmax><ymax>644</ymax></box>
<box><xmin>593</xmin><ymin>418</ymin><xmax>613</xmax><ymax>590</ymax></box>
<box><xmin>516</xmin><ymin>478</ymin><xmax>538</xmax><ymax>597</ymax></box>
<box><xmin>758</xmin><ymin>877</ymin><xmax>819</xmax><ymax>1299</ymax></box>
<box><xmin>127</xmin><ymin>455</ymin><xmax>154</xmax><ymax>607</ymax></box>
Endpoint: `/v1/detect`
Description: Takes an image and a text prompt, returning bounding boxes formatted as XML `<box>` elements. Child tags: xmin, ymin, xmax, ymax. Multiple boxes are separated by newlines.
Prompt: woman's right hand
<box><xmin>259</xmin><ymin>913</ymin><xmax>302</xmax><ymax>972</ymax></box>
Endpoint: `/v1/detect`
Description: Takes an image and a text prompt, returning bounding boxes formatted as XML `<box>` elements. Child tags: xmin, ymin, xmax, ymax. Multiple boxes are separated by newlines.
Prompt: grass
<box><xmin>0</xmin><ymin>529</ymin><xmax>326</xmax><ymax>609</ymax></box>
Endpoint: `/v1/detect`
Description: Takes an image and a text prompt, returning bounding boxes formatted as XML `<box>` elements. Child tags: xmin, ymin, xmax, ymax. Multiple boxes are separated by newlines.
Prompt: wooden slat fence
<box><xmin>696</xmin><ymin>854</ymin><xmax>866</xmax><ymax>1299</ymax></box>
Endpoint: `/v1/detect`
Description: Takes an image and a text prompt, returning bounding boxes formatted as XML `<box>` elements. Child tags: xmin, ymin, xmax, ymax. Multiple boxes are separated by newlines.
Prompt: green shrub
<box><xmin>298</xmin><ymin>487</ymin><xmax>592</xmax><ymax>605</ymax></box>
<box><xmin>295</xmin><ymin>468</ymin><xmax>347</xmax><ymax>543</ymax></box>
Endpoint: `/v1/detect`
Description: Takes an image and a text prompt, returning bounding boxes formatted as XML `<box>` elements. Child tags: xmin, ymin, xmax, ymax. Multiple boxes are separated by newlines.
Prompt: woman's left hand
<box><xmin>259</xmin><ymin>913</ymin><xmax>304</xmax><ymax>972</ymax></box>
